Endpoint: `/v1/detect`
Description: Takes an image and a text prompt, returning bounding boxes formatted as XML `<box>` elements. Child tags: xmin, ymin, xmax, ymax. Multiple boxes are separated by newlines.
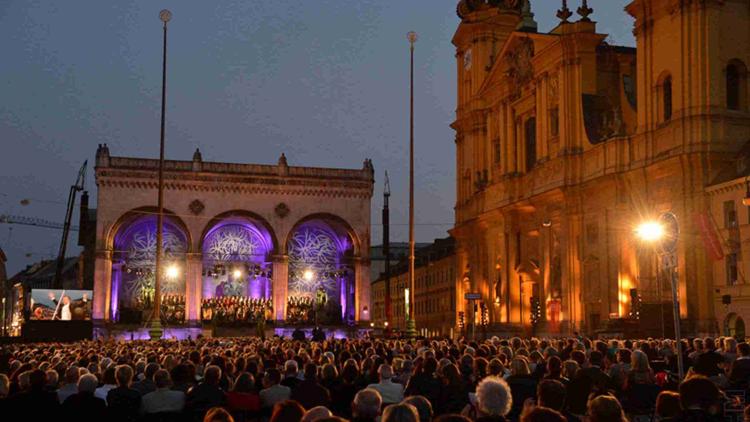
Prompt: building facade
<box><xmin>451</xmin><ymin>0</ymin><xmax>750</xmax><ymax>336</ymax></box>
<box><xmin>371</xmin><ymin>237</ymin><xmax>456</xmax><ymax>336</ymax></box>
<box><xmin>92</xmin><ymin>145</ymin><xmax>373</xmax><ymax>326</ymax></box>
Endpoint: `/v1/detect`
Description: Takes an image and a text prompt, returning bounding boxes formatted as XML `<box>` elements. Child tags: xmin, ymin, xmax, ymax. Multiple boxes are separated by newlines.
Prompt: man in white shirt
<box><xmin>49</xmin><ymin>292</ymin><xmax>72</xmax><ymax>320</ymax></box>
<box><xmin>142</xmin><ymin>369</ymin><xmax>186</xmax><ymax>414</ymax></box>
<box><xmin>366</xmin><ymin>364</ymin><xmax>404</xmax><ymax>405</ymax></box>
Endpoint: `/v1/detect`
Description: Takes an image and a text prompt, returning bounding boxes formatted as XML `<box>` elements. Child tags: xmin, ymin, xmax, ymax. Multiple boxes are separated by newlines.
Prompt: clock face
<box><xmin>464</xmin><ymin>48</ymin><xmax>473</xmax><ymax>70</ymax></box>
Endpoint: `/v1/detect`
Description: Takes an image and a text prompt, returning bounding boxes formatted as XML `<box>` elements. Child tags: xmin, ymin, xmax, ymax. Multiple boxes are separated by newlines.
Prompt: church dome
<box><xmin>456</xmin><ymin>0</ymin><xmax>525</xmax><ymax>20</ymax></box>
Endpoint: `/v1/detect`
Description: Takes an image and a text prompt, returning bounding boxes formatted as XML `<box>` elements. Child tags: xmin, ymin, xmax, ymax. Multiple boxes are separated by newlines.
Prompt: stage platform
<box><xmin>91</xmin><ymin>322</ymin><xmax>370</xmax><ymax>341</ymax></box>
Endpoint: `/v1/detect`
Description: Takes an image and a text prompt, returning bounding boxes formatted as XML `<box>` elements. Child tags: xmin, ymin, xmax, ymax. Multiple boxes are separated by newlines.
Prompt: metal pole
<box><xmin>150</xmin><ymin>10</ymin><xmax>171</xmax><ymax>340</ymax></box>
<box><xmin>406</xmin><ymin>32</ymin><xmax>417</xmax><ymax>337</ymax></box>
<box><xmin>668</xmin><ymin>263</ymin><xmax>684</xmax><ymax>380</ymax></box>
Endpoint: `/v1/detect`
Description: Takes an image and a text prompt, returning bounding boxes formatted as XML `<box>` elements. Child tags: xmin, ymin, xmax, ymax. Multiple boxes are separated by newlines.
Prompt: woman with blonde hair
<box><xmin>506</xmin><ymin>358</ymin><xmax>536</xmax><ymax>420</ymax></box>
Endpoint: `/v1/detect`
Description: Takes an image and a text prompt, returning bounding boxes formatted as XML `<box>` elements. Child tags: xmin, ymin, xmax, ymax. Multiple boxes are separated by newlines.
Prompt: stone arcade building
<box><xmin>91</xmin><ymin>145</ymin><xmax>374</xmax><ymax>329</ymax></box>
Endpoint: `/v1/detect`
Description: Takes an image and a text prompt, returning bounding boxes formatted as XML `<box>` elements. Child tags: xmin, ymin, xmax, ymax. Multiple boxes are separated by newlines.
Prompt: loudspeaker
<box><xmin>722</xmin><ymin>294</ymin><xmax>732</xmax><ymax>305</ymax></box>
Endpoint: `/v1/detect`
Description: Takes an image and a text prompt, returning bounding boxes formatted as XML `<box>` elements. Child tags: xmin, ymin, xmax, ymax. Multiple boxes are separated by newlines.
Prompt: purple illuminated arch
<box><xmin>286</xmin><ymin>215</ymin><xmax>357</xmax><ymax>323</ymax></box>
<box><xmin>201</xmin><ymin>215</ymin><xmax>276</xmax><ymax>299</ymax></box>
<box><xmin>111</xmin><ymin>213</ymin><xmax>189</xmax><ymax>319</ymax></box>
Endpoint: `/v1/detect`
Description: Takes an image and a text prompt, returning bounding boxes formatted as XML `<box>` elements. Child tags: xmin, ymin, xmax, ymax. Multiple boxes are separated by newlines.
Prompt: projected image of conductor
<box><xmin>30</xmin><ymin>289</ymin><xmax>93</xmax><ymax>321</ymax></box>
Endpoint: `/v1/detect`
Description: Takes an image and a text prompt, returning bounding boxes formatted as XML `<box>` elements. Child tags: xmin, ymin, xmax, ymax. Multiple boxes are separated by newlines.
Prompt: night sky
<box><xmin>0</xmin><ymin>1</ymin><xmax>634</xmax><ymax>275</ymax></box>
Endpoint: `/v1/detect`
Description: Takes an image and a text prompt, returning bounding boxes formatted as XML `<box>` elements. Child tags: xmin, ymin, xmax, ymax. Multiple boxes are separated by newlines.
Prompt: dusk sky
<box><xmin>0</xmin><ymin>0</ymin><xmax>633</xmax><ymax>275</ymax></box>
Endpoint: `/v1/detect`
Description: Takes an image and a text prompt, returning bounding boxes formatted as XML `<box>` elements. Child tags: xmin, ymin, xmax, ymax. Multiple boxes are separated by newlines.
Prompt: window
<box><xmin>726</xmin><ymin>253</ymin><xmax>739</xmax><ymax>286</ymax></box>
<box><xmin>724</xmin><ymin>200</ymin><xmax>738</xmax><ymax>229</ymax></box>
<box><xmin>493</xmin><ymin>139</ymin><xmax>501</xmax><ymax>165</ymax></box>
<box><xmin>525</xmin><ymin>117</ymin><xmax>537</xmax><ymax>171</ymax></box>
<box><xmin>549</xmin><ymin>108</ymin><xmax>559</xmax><ymax>137</ymax></box>
<box><xmin>663</xmin><ymin>76</ymin><xmax>673</xmax><ymax>122</ymax></box>
<box><xmin>727</xmin><ymin>64</ymin><xmax>740</xmax><ymax>110</ymax></box>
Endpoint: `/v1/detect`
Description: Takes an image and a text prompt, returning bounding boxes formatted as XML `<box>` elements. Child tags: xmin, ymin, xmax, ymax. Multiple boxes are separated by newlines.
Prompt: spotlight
<box><xmin>166</xmin><ymin>264</ymin><xmax>179</xmax><ymax>279</ymax></box>
<box><xmin>233</xmin><ymin>269</ymin><xmax>242</xmax><ymax>279</ymax></box>
<box><xmin>303</xmin><ymin>270</ymin><xmax>314</xmax><ymax>281</ymax></box>
<box><xmin>635</xmin><ymin>221</ymin><xmax>665</xmax><ymax>242</ymax></box>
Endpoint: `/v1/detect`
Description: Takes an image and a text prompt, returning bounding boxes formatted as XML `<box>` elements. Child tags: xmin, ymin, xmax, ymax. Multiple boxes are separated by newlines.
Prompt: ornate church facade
<box><xmin>91</xmin><ymin>145</ymin><xmax>373</xmax><ymax>326</ymax></box>
<box><xmin>451</xmin><ymin>0</ymin><xmax>750</xmax><ymax>336</ymax></box>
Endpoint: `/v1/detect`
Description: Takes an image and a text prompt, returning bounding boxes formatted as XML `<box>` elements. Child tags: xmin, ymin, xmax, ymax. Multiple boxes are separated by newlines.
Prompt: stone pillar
<box><xmin>272</xmin><ymin>255</ymin><xmax>289</xmax><ymax>321</ymax></box>
<box><xmin>185</xmin><ymin>253</ymin><xmax>203</xmax><ymax>324</ymax></box>
<box><xmin>93</xmin><ymin>250</ymin><xmax>112</xmax><ymax>321</ymax></box>
<box><xmin>354</xmin><ymin>257</ymin><xmax>370</xmax><ymax>322</ymax></box>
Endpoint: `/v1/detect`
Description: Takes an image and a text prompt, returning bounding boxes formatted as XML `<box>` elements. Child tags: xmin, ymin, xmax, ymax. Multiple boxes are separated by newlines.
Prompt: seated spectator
<box><xmin>187</xmin><ymin>365</ymin><xmax>226</xmax><ymax>420</ymax></box>
<box><xmin>352</xmin><ymin>388</ymin><xmax>382</xmax><ymax>422</ymax></box>
<box><xmin>463</xmin><ymin>376</ymin><xmax>512</xmax><ymax>422</ymax></box>
<box><xmin>106</xmin><ymin>365</ymin><xmax>141</xmax><ymax>422</ymax></box>
<box><xmin>301</xmin><ymin>406</ymin><xmax>333</xmax><ymax>422</ymax></box>
<box><xmin>403</xmin><ymin>395</ymin><xmax>434</xmax><ymax>422</ymax></box>
<box><xmin>675</xmin><ymin>375</ymin><xmax>723</xmax><ymax>421</ymax></box>
<box><xmin>536</xmin><ymin>379</ymin><xmax>579</xmax><ymax>422</ymax></box>
<box><xmin>693</xmin><ymin>338</ymin><xmax>724</xmax><ymax>378</ymax></box>
<box><xmin>506</xmin><ymin>358</ymin><xmax>537</xmax><ymax>420</ymax></box>
<box><xmin>292</xmin><ymin>363</ymin><xmax>331</xmax><ymax>409</ymax></box>
<box><xmin>8</xmin><ymin>368</ymin><xmax>59</xmax><ymax>419</ymax></box>
<box><xmin>95</xmin><ymin>366</ymin><xmax>117</xmax><ymax>403</ymax></box>
<box><xmin>520</xmin><ymin>406</ymin><xmax>566</xmax><ymax>422</ymax></box>
<box><xmin>261</xmin><ymin>368</ymin><xmax>292</xmax><ymax>410</ymax></box>
<box><xmin>587</xmin><ymin>395</ymin><xmax>627</xmax><ymax>422</ymax></box>
<box><xmin>57</xmin><ymin>366</ymin><xmax>79</xmax><ymax>403</ymax></box>
<box><xmin>282</xmin><ymin>360</ymin><xmax>301</xmax><ymax>390</ymax></box>
<box><xmin>729</xmin><ymin>342</ymin><xmax>750</xmax><ymax>390</ymax></box>
<box><xmin>382</xmin><ymin>402</ymin><xmax>420</xmax><ymax>422</ymax></box>
<box><xmin>142</xmin><ymin>369</ymin><xmax>186</xmax><ymax>414</ymax></box>
<box><xmin>132</xmin><ymin>362</ymin><xmax>160</xmax><ymax>396</ymax></box>
<box><xmin>271</xmin><ymin>400</ymin><xmax>305</xmax><ymax>422</ymax></box>
<box><xmin>61</xmin><ymin>373</ymin><xmax>108</xmax><ymax>422</ymax></box>
<box><xmin>205</xmin><ymin>406</ymin><xmax>235</xmax><ymax>422</ymax></box>
<box><xmin>655</xmin><ymin>391</ymin><xmax>681</xmax><ymax>422</ymax></box>
<box><xmin>227</xmin><ymin>372</ymin><xmax>261</xmax><ymax>416</ymax></box>
<box><xmin>367</xmin><ymin>364</ymin><xmax>404</xmax><ymax>405</ymax></box>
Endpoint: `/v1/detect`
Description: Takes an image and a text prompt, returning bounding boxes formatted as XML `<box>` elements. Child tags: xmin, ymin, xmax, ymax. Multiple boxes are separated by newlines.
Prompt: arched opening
<box><xmin>199</xmin><ymin>213</ymin><xmax>276</xmax><ymax>325</ymax></box>
<box><xmin>726</xmin><ymin>60</ymin><xmax>747</xmax><ymax>111</ymax></box>
<box><xmin>525</xmin><ymin>117</ymin><xmax>537</xmax><ymax>172</ymax></box>
<box><xmin>724</xmin><ymin>313</ymin><xmax>746</xmax><ymax>340</ymax></box>
<box><xmin>285</xmin><ymin>215</ymin><xmax>358</xmax><ymax>325</ymax></box>
<box><xmin>110</xmin><ymin>211</ymin><xmax>189</xmax><ymax>324</ymax></box>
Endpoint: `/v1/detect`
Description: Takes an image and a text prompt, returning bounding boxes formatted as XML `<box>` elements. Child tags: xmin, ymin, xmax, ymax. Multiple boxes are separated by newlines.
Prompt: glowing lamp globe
<box><xmin>233</xmin><ymin>269</ymin><xmax>242</xmax><ymax>279</ymax></box>
<box><xmin>407</xmin><ymin>31</ymin><xmax>418</xmax><ymax>44</ymax></box>
<box><xmin>635</xmin><ymin>221</ymin><xmax>664</xmax><ymax>242</ymax></box>
<box><xmin>303</xmin><ymin>270</ymin><xmax>314</xmax><ymax>282</ymax></box>
<box><xmin>159</xmin><ymin>9</ymin><xmax>172</xmax><ymax>23</ymax></box>
<box><xmin>165</xmin><ymin>264</ymin><xmax>179</xmax><ymax>279</ymax></box>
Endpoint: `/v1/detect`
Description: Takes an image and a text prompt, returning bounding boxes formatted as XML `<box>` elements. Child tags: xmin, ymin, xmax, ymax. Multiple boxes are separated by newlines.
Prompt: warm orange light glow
<box><xmin>635</xmin><ymin>221</ymin><xmax>664</xmax><ymax>242</ymax></box>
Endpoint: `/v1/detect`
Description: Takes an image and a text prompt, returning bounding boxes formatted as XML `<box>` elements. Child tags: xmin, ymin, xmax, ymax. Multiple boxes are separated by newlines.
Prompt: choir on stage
<box><xmin>200</xmin><ymin>296</ymin><xmax>273</xmax><ymax>325</ymax></box>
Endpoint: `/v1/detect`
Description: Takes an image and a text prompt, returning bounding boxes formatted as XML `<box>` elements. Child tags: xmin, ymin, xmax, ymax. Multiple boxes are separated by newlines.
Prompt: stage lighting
<box><xmin>166</xmin><ymin>264</ymin><xmax>179</xmax><ymax>279</ymax></box>
<box><xmin>233</xmin><ymin>269</ymin><xmax>242</xmax><ymax>279</ymax></box>
<box><xmin>635</xmin><ymin>221</ymin><xmax>664</xmax><ymax>242</ymax></box>
<box><xmin>303</xmin><ymin>270</ymin><xmax>314</xmax><ymax>281</ymax></box>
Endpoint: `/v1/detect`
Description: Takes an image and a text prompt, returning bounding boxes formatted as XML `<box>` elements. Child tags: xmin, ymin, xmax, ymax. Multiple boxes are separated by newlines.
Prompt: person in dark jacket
<box><xmin>61</xmin><ymin>373</ymin><xmax>108</xmax><ymax>422</ymax></box>
<box><xmin>186</xmin><ymin>365</ymin><xmax>226</xmax><ymax>420</ymax></box>
<box><xmin>291</xmin><ymin>363</ymin><xmax>330</xmax><ymax>410</ymax></box>
<box><xmin>106</xmin><ymin>365</ymin><xmax>142</xmax><ymax>422</ymax></box>
<box><xmin>728</xmin><ymin>342</ymin><xmax>750</xmax><ymax>390</ymax></box>
<box><xmin>673</xmin><ymin>375</ymin><xmax>724</xmax><ymax>422</ymax></box>
<box><xmin>405</xmin><ymin>357</ymin><xmax>442</xmax><ymax>408</ymax></box>
<box><xmin>8</xmin><ymin>369</ymin><xmax>59</xmax><ymax>420</ymax></box>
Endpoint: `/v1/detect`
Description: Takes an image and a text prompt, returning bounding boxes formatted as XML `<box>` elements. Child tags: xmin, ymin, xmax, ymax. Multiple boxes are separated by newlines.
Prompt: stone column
<box><xmin>185</xmin><ymin>253</ymin><xmax>203</xmax><ymax>324</ymax></box>
<box><xmin>354</xmin><ymin>257</ymin><xmax>370</xmax><ymax>322</ymax></box>
<box><xmin>272</xmin><ymin>255</ymin><xmax>289</xmax><ymax>321</ymax></box>
<box><xmin>93</xmin><ymin>249</ymin><xmax>113</xmax><ymax>321</ymax></box>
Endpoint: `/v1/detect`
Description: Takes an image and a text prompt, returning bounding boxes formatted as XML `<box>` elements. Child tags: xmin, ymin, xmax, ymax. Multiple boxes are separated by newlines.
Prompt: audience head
<box><xmin>353</xmin><ymin>388</ymin><xmax>382</xmax><ymax>419</ymax></box>
<box><xmin>655</xmin><ymin>391</ymin><xmax>681</xmax><ymax>419</ymax></box>
<box><xmin>537</xmin><ymin>379</ymin><xmax>566</xmax><ymax>411</ymax></box>
<box><xmin>587</xmin><ymin>395</ymin><xmax>626</xmax><ymax>422</ymax></box>
<box><xmin>114</xmin><ymin>364</ymin><xmax>134</xmax><ymax>387</ymax></box>
<box><xmin>77</xmin><ymin>373</ymin><xmax>99</xmax><ymax>394</ymax></box>
<box><xmin>154</xmin><ymin>369</ymin><xmax>172</xmax><ymax>389</ymax></box>
<box><xmin>0</xmin><ymin>374</ymin><xmax>9</xmax><ymax>398</ymax></box>
<box><xmin>204</xmin><ymin>407</ymin><xmax>235</xmax><ymax>422</ymax></box>
<box><xmin>378</xmin><ymin>363</ymin><xmax>394</xmax><ymax>381</ymax></box>
<box><xmin>301</xmin><ymin>406</ymin><xmax>333</xmax><ymax>422</ymax></box>
<box><xmin>476</xmin><ymin>376</ymin><xmax>512</xmax><ymax>417</ymax></box>
<box><xmin>382</xmin><ymin>403</ymin><xmax>419</xmax><ymax>422</ymax></box>
<box><xmin>271</xmin><ymin>400</ymin><xmax>305</xmax><ymax>422</ymax></box>
<box><xmin>520</xmin><ymin>406</ymin><xmax>566</xmax><ymax>422</ymax></box>
<box><xmin>402</xmin><ymin>395</ymin><xmax>433</xmax><ymax>422</ymax></box>
<box><xmin>204</xmin><ymin>365</ymin><xmax>222</xmax><ymax>385</ymax></box>
<box><xmin>679</xmin><ymin>375</ymin><xmax>722</xmax><ymax>414</ymax></box>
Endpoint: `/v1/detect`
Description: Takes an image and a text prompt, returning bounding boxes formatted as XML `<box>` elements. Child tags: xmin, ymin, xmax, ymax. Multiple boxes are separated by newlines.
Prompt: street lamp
<box><xmin>148</xmin><ymin>9</ymin><xmax>172</xmax><ymax>341</ymax></box>
<box><xmin>405</xmin><ymin>30</ymin><xmax>418</xmax><ymax>339</ymax></box>
<box><xmin>635</xmin><ymin>213</ymin><xmax>684</xmax><ymax>380</ymax></box>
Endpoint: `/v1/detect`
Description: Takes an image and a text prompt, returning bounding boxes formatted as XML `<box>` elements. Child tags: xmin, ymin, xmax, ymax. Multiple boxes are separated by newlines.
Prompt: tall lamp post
<box><xmin>405</xmin><ymin>31</ymin><xmax>418</xmax><ymax>338</ymax></box>
<box><xmin>635</xmin><ymin>213</ymin><xmax>684</xmax><ymax>380</ymax></box>
<box><xmin>148</xmin><ymin>9</ymin><xmax>172</xmax><ymax>341</ymax></box>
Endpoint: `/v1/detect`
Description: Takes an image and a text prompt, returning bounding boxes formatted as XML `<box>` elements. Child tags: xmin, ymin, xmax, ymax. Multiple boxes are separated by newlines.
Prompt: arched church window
<box><xmin>663</xmin><ymin>76</ymin><xmax>672</xmax><ymax>122</ymax></box>
<box><xmin>727</xmin><ymin>64</ymin><xmax>740</xmax><ymax>110</ymax></box>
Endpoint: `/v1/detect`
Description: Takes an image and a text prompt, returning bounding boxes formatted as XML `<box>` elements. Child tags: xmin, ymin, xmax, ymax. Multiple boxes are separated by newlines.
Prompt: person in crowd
<box><xmin>405</xmin><ymin>357</ymin><xmax>441</xmax><ymax>407</ymax></box>
<box><xmin>352</xmin><ymin>388</ymin><xmax>382</xmax><ymax>422</ymax></box>
<box><xmin>187</xmin><ymin>365</ymin><xmax>226</xmax><ymax>420</ymax></box>
<box><xmin>367</xmin><ymin>364</ymin><xmax>404</xmax><ymax>405</ymax></box>
<box><xmin>61</xmin><ymin>373</ymin><xmax>108</xmax><ymax>422</ymax></box>
<box><xmin>655</xmin><ymin>391</ymin><xmax>681</xmax><ymax>422</ymax></box>
<box><xmin>57</xmin><ymin>366</ymin><xmax>80</xmax><ymax>403</ymax></box>
<box><xmin>382</xmin><ymin>402</ymin><xmax>420</xmax><ymax>422</ymax></box>
<box><xmin>106</xmin><ymin>365</ymin><xmax>141</xmax><ymax>422</ymax></box>
<box><xmin>520</xmin><ymin>406</ymin><xmax>567</xmax><ymax>422</ymax></box>
<box><xmin>675</xmin><ymin>375</ymin><xmax>724</xmax><ymax>422</ymax></box>
<box><xmin>301</xmin><ymin>406</ymin><xmax>333</xmax><ymax>422</ymax></box>
<box><xmin>205</xmin><ymin>406</ymin><xmax>236</xmax><ymax>422</ymax></box>
<box><xmin>728</xmin><ymin>342</ymin><xmax>750</xmax><ymax>390</ymax></box>
<box><xmin>132</xmin><ymin>362</ymin><xmax>159</xmax><ymax>395</ymax></box>
<box><xmin>587</xmin><ymin>395</ymin><xmax>627</xmax><ymax>422</ymax></box>
<box><xmin>439</xmin><ymin>363</ymin><xmax>468</xmax><ymax>414</ymax></box>
<box><xmin>141</xmin><ymin>369</ymin><xmax>186</xmax><ymax>415</ymax></box>
<box><xmin>95</xmin><ymin>366</ymin><xmax>118</xmax><ymax>403</ymax></box>
<box><xmin>506</xmin><ymin>357</ymin><xmax>537</xmax><ymax>420</ymax></box>
<box><xmin>463</xmin><ymin>376</ymin><xmax>512</xmax><ymax>422</ymax></box>
<box><xmin>270</xmin><ymin>400</ymin><xmax>305</xmax><ymax>422</ymax></box>
<box><xmin>292</xmin><ymin>363</ymin><xmax>331</xmax><ymax>409</ymax></box>
<box><xmin>282</xmin><ymin>360</ymin><xmax>301</xmax><ymax>390</ymax></box>
<box><xmin>535</xmin><ymin>379</ymin><xmax>579</xmax><ymax>422</ymax></box>
<box><xmin>226</xmin><ymin>372</ymin><xmax>261</xmax><ymax>418</ymax></box>
<box><xmin>403</xmin><ymin>395</ymin><xmax>434</xmax><ymax>422</ymax></box>
<box><xmin>7</xmin><ymin>368</ymin><xmax>59</xmax><ymax>418</ymax></box>
<box><xmin>261</xmin><ymin>368</ymin><xmax>291</xmax><ymax>410</ymax></box>
<box><xmin>693</xmin><ymin>338</ymin><xmax>725</xmax><ymax>378</ymax></box>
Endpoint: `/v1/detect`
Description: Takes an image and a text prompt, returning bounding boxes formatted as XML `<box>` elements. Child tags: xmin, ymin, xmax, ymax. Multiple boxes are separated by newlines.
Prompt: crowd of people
<box><xmin>0</xmin><ymin>334</ymin><xmax>748</xmax><ymax>422</ymax></box>
<box><xmin>161</xmin><ymin>294</ymin><xmax>186</xmax><ymax>325</ymax></box>
<box><xmin>286</xmin><ymin>296</ymin><xmax>315</xmax><ymax>324</ymax></box>
<box><xmin>201</xmin><ymin>297</ymin><xmax>273</xmax><ymax>326</ymax></box>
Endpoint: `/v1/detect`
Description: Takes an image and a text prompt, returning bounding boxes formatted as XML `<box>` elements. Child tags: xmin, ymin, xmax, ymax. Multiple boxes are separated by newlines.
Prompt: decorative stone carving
<box><xmin>274</xmin><ymin>203</ymin><xmax>290</xmax><ymax>219</ymax></box>
<box><xmin>548</xmin><ymin>73</ymin><xmax>559</xmax><ymax>104</ymax></box>
<box><xmin>189</xmin><ymin>199</ymin><xmax>205</xmax><ymax>216</ymax></box>
<box><xmin>505</xmin><ymin>38</ymin><xmax>534</xmax><ymax>96</ymax></box>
